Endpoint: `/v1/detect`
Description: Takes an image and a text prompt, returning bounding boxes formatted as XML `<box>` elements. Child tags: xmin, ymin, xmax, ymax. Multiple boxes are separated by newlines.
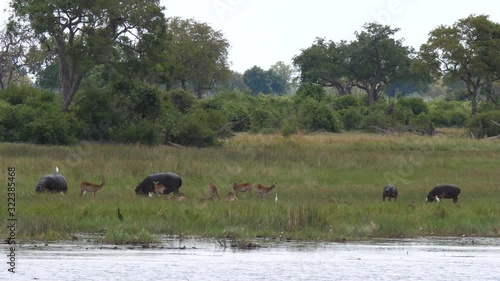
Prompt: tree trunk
<box><xmin>59</xmin><ymin>57</ymin><xmax>84</xmax><ymax>111</ymax></box>
<box><xmin>367</xmin><ymin>86</ymin><xmax>378</xmax><ymax>106</ymax></box>
<box><xmin>56</xmin><ymin>33</ymin><xmax>84</xmax><ymax>112</ymax></box>
<box><xmin>471</xmin><ymin>89</ymin><xmax>478</xmax><ymax>115</ymax></box>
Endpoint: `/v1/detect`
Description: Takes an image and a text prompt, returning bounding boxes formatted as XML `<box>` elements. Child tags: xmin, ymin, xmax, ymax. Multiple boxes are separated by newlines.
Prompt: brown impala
<box><xmin>224</xmin><ymin>192</ymin><xmax>238</xmax><ymax>202</ymax></box>
<box><xmin>232</xmin><ymin>182</ymin><xmax>253</xmax><ymax>196</ymax></box>
<box><xmin>209</xmin><ymin>182</ymin><xmax>219</xmax><ymax>199</ymax></box>
<box><xmin>80</xmin><ymin>180</ymin><xmax>106</xmax><ymax>197</ymax></box>
<box><xmin>153</xmin><ymin>181</ymin><xmax>166</xmax><ymax>195</ymax></box>
<box><xmin>256</xmin><ymin>183</ymin><xmax>277</xmax><ymax>201</ymax></box>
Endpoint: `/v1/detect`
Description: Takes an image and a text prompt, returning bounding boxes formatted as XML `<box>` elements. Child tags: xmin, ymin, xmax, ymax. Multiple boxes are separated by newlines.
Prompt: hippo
<box><xmin>35</xmin><ymin>173</ymin><xmax>68</xmax><ymax>193</ymax></box>
<box><xmin>426</xmin><ymin>184</ymin><xmax>461</xmax><ymax>205</ymax></box>
<box><xmin>382</xmin><ymin>185</ymin><xmax>398</xmax><ymax>201</ymax></box>
<box><xmin>135</xmin><ymin>172</ymin><xmax>182</xmax><ymax>195</ymax></box>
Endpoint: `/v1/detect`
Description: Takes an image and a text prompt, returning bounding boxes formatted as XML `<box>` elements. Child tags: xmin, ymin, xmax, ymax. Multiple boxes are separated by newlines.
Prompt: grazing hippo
<box><xmin>426</xmin><ymin>184</ymin><xmax>461</xmax><ymax>205</ymax></box>
<box><xmin>135</xmin><ymin>172</ymin><xmax>182</xmax><ymax>195</ymax></box>
<box><xmin>382</xmin><ymin>185</ymin><xmax>398</xmax><ymax>201</ymax></box>
<box><xmin>35</xmin><ymin>173</ymin><xmax>68</xmax><ymax>193</ymax></box>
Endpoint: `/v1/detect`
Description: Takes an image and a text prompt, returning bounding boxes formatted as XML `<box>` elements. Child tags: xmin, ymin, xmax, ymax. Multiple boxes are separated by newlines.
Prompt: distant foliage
<box><xmin>0</xmin><ymin>86</ymin><xmax>82</xmax><ymax>144</ymax></box>
<box><xmin>2</xmin><ymin>83</ymin><xmax>499</xmax><ymax>146</ymax></box>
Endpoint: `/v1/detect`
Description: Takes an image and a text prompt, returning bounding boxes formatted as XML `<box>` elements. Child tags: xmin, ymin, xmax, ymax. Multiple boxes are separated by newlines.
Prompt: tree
<box><xmin>243</xmin><ymin>66</ymin><xmax>271</xmax><ymax>95</ymax></box>
<box><xmin>10</xmin><ymin>0</ymin><xmax>167</xmax><ymax>111</ymax></box>
<box><xmin>419</xmin><ymin>14</ymin><xmax>500</xmax><ymax>114</ymax></box>
<box><xmin>161</xmin><ymin>17</ymin><xmax>231</xmax><ymax>97</ymax></box>
<box><xmin>0</xmin><ymin>21</ymin><xmax>33</xmax><ymax>89</ymax></box>
<box><xmin>268</xmin><ymin>61</ymin><xmax>294</xmax><ymax>95</ymax></box>
<box><xmin>293</xmin><ymin>38</ymin><xmax>352</xmax><ymax>95</ymax></box>
<box><xmin>346</xmin><ymin>23</ymin><xmax>413</xmax><ymax>106</ymax></box>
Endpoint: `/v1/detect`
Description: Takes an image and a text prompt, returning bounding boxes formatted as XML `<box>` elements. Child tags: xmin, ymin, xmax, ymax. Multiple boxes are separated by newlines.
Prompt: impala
<box><xmin>232</xmin><ymin>182</ymin><xmax>252</xmax><ymax>196</ymax></box>
<box><xmin>80</xmin><ymin>180</ymin><xmax>106</xmax><ymax>197</ymax></box>
<box><xmin>177</xmin><ymin>192</ymin><xmax>186</xmax><ymax>202</ymax></box>
<box><xmin>224</xmin><ymin>192</ymin><xmax>238</xmax><ymax>202</ymax></box>
<box><xmin>209</xmin><ymin>182</ymin><xmax>219</xmax><ymax>199</ymax></box>
<box><xmin>153</xmin><ymin>181</ymin><xmax>166</xmax><ymax>195</ymax></box>
<box><xmin>256</xmin><ymin>183</ymin><xmax>277</xmax><ymax>200</ymax></box>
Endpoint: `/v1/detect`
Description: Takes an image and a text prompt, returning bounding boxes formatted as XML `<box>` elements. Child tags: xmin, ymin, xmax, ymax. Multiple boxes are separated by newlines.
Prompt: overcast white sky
<box><xmin>2</xmin><ymin>1</ymin><xmax>500</xmax><ymax>73</ymax></box>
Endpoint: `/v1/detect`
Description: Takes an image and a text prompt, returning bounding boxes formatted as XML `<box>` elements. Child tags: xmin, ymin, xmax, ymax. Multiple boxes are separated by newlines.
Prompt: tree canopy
<box><xmin>294</xmin><ymin>23</ymin><xmax>417</xmax><ymax>105</ymax></box>
<box><xmin>160</xmin><ymin>17</ymin><xmax>231</xmax><ymax>97</ymax></box>
<box><xmin>419</xmin><ymin>14</ymin><xmax>500</xmax><ymax>114</ymax></box>
<box><xmin>10</xmin><ymin>0</ymin><xmax>168</xmax><ymax>111</ymax></box>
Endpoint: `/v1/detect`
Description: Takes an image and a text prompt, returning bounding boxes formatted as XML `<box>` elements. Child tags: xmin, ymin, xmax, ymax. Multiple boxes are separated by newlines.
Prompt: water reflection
<box><xmin>4</xmin><ymin>237</ymin><xmax>500</xmax><ymax>281</ymax></box>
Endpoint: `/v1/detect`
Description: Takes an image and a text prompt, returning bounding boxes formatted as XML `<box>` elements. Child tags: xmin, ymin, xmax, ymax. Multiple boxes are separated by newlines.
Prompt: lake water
<box><xmin>2</xmin><ymin>236</ymin><xmax>500</xmax><ymax>281</ymax></box>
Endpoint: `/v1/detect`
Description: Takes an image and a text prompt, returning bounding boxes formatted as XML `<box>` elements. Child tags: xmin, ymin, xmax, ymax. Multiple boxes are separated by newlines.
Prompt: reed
<box><xmin>1</xmin><ymin>132</ymin><xmax>499</xmax><ymax>243</ymax></box>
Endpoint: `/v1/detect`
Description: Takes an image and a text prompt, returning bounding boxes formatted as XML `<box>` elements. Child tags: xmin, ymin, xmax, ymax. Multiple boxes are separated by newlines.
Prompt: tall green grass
<box><xmin>1</xmin><ymin>132</ymin><xmax>499</xmax><ymax>243</ymax></box>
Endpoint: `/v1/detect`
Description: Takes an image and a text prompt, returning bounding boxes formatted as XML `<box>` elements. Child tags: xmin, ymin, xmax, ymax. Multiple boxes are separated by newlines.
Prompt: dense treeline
<box><xmin>1</xmin><ymin>0</ymin><xmax>500</xmax><ymax>146</ymax></box>
<box><xmin>1</xmin><ymin>83</ymin><xmax>500</xmax><ymax>146</ymax></box>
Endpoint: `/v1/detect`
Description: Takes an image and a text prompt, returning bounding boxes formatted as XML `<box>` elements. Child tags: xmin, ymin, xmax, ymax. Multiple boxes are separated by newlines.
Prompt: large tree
<box><xmin>346</xmin><ymin>23</ymin><xmax>413</xmax><ymax>105</ymax></box>
<box><xmin>268</xmin><ymin>61</ymin><xmax>293</xmax><ymax>95</ymax></box>
<box><xmin>161</xmin><ymin>17</ymin><xmax>231</xmax><ymax>97</ymax></box>
<box><xmin>293</xmin><ymin>37</ymin><xmax>352</xmax><ymax>95</ymax></box>
<box><xmin>10</xmin><ymin>0</ymin><xmax>167</xmax><ymax>111</ymax></box>
<box><xmin>243</xmin><ymin>65</ymin><xmax>271</xmax><ymax>95</ymax></box>
<box><xmin>0</xmin><ymin>21</ymin><xmax>33</xmax><ymax>89</ymax></box>
<box><xmin>419</xmin><ymin>14</ymin><xmax>500</xmax><ymax>114</ymax></box>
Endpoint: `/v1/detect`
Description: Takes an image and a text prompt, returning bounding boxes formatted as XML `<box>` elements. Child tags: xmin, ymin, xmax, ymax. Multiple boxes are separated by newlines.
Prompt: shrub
<box><xmin>396</xmin><ymin>97</ymin><xmax>429</xmax><ymax>116</ymax></box>
<box><xmin>111</xmin><ymin>119</ymin><xmax>165</xmax><ymax>145</ymax></box>
<box><xmin>339</xmin><ymin>108</ymin><xmax>363</xmax><ymax>130</ymax></box>
<box><xmin>409</xmin><ymin>114</ymin><xmax>435</xmax><ymax>135</ymax></box>
<box><xmin>293</xmin><ymin>98</ymin><xmax>343</xmax><ymax>132</ymax></box>
<box><xmin>430</xmin><ymin>109</ymin><xmax>468</xmax><ymax>127</ymax></box>
<box><xmin>332</xmin><ymin>95</ymin><xmax>361</xmax><ymax>110</ymax></box>
<box><xmin>171</xmin><ymin>109</ymin><xmax>223</xmax><ymax>147</ymax></box>
<box><xmin>164</xmin><ymin>89</ymin><xmax>198</xmax><ymax>113</ymax></box>
<box><xmin>467</xmin><ymin>110</ymin><xmax>500</xmax><ymax>138</ymax></box>
<box><xmin>294</xmin><ymin>83</ymin><xmax>327</xmax><ymax>102</ymax></box>
<box><xmin>363</xmin><ymin>110</ymin><xmax>393</xmax><ymax>131</ymax></box>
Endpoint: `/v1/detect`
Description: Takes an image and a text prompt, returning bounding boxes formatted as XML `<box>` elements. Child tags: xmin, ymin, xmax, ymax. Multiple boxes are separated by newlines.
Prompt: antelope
<box><xmin>153</xmin><ymin>181</ymin><xmax>166</xmax><ymax>195</ymax></box>
<box><xmin>177</xmin><ymin>192</ymin><xmax>186</xmax><ymax>202</ymax></box>
<box><xmin>256</xmin><ymin>183</ymin><xmax>277</xmax><ymax>200</ymax></box>
<box><xmin>166</xmin><ymin>192</ymin><xmax>186</xmax><ymax>202</ymax></box>
<box><xmin>232</xmin><ymin>182</ymin><xmax>252</xmax><ymax>196</ymax></box>
<box><xmin>208</xmin><ymin>182</ymin><xmax>219</xmax><ymax>199</ymax></box>
<box><xmin>225</xmin><ymin>192</ymin><xmax>238</xmax><ymax>202</ymax></box>
<box><xmin>80</xmin><ymin>180</ymin><xmax>106</xmax><ymax>197</ymax></box>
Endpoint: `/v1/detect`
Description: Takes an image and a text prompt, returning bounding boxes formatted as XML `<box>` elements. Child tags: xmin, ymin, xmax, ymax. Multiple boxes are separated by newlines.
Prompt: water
<box><xmin>2</xmin><ymin>237</ymin><xmax>500</xmax><ymax>281</ymax></box>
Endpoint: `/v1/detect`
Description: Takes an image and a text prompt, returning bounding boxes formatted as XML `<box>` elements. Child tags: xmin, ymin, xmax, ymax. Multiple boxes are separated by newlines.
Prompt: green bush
<box><xmin>467</xmin><ymin>110</ymin><xmax>500</xmax><ymax>138</ymax></box>
<box><xmin>295</xmin><ymin>83</ymin><xmax>327</xmax><ymax>102</ymax></box>
<box><xmin>409</xmin><ymin>114</ymin><xmax>435</xmax><ymax>135</ymax></box>
<box><xmin>26</xmin><ymin>104</ymin><xmax>83</xmax><ymax>145</ymax></box>
<box><xmin>111</xmin><ymin>119</ymin><xmax>165</xmax><ymax>145</ymax></box>
<box><xmin>293</xmin><ymin>98</ymin><xmax>343</xmax><ymax>132</ymax></box>
<box><xmin>339</xmin><ymin>108</ymin><xmax>363</xmax><ymax>130</ymax></box>
<box><xmin>332</xmin><ymin>95</ymin><xmax>361</xmax><ymax>110</ymax></box>
<box><xmin>430</xmin><ymin>109</ymin><xmax>468</xmax><ymax>127</ymax></box>
<box><xmin>0</xmin><ymin>86</ymin><xmax>83</xmax><ymax>144</ymax></box>
<box><xmin>362</xmin><ymin>110</ymin><xmax>394</xmax><ymax>131</ymax></box>
<box><xmin>171</xmin><ymin>109</ymin><xmax>223</xmax><ymax>147</ymax></box>
<box><xmin>396</xmin><ymin>97</ymin><xmax>429</xmax><ymax>116</ymax></box>
<box><xmin>164</xmin><ymin>89</ymin><xmax>198</xmax><ymax>113</ymax></box>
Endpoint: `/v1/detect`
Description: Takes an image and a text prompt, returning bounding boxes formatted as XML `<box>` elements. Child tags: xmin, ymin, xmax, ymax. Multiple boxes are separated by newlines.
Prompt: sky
<box><xmin>1</xmin><ymin>0</ymin><xmax>500</xmax><ymax>73</ymax></box>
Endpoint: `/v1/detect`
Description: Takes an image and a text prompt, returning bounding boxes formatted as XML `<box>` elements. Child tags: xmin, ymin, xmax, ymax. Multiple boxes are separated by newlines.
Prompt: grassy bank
<box><xmin>1</xmin><ymin>131</ymin><xmax>499</xmax><ymax>243</ymax></box>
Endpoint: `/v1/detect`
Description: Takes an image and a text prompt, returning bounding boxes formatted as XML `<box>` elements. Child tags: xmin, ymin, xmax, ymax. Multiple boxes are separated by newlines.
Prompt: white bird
<box><xmin>275</xmin><ymin>193</ymin><xmax>278</xmax><ymax>203</ymax></box>
<box><xmin>55</xmin><ymin>166</ymin><xmax>59</xmax><ymax>173</ymax></box>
